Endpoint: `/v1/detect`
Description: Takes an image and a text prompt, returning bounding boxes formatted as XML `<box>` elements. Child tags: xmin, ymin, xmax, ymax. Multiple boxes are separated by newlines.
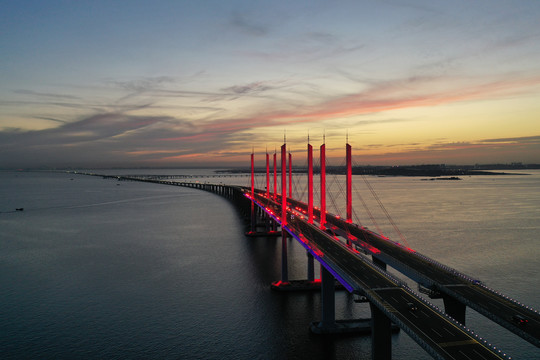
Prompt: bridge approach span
<box><xmin>279</xmin><ymin>193</ymin><xmax>540</xmax><ymax>348</ymax></box>
<box><xmin>248</xmin><ymin>190</ymin><xmax>510</xmax><ymax>360</ymax></box>
<box><xmin>91</xmin><ymin>174</ymin><xmax>519</xmax><ymax>360</ymax></box>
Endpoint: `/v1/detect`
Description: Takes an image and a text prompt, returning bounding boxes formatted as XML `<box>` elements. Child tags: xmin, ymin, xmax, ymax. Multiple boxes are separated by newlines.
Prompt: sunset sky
<box><xmin>1</xmin><ymin>0</ymin><xmax>540</xmax><ymax>168</ymax></box>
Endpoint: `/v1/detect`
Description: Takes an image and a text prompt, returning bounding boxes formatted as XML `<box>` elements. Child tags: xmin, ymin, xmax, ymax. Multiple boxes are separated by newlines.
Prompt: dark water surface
<box><xmin>1</xmin><ymin>170</ymin><xmax>539</xmax><ymax>359</ymax></box>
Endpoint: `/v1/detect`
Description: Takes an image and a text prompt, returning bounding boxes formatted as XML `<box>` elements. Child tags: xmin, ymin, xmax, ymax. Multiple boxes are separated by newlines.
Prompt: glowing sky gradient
<box><xmin>1</xmin><ymin>0</ymin><xmax>540</xmax><ymax>168</ymax></box>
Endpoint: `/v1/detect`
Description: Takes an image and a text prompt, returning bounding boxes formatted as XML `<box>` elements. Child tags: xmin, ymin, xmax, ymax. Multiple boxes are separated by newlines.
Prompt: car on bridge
<box><xmin>407</xmin><ymin>302</ymin><xmax>418</xmax><ymax>311</ymax></box>
<box><xmin>512</xmin><ymin>314</ymin><xmax>529</xmax><ymax>326</ymax></box>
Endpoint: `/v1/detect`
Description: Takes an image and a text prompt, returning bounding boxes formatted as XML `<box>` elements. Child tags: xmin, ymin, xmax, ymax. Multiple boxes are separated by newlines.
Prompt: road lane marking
<box><xmin>472</xmin><ymin>349</ymin><xmax>490</xmax><ymax>360</ymax></box>
<box><xmin>458</xmin><ymin>350</ymin><xmax>474</xmax><ymax>360</ymax></box>
<box><xmin>438</xmin><ymin>339</ymin><xmax>478</xmax><ymax>347</ymax></box>
<box><xmin>443</xmin><ymin>327</ymin><xmax>455</xmax><ymax>336</ymax></box>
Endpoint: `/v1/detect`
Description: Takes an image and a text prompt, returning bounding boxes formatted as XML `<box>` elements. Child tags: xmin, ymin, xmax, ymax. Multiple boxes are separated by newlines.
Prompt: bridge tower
<box><xmin>250</xmin><ymin>150</ymin><xmax>256</xmax><ymax>234</ymax></box>
<box><xmin>288</xmin><ymin>151</ymin><xmax>292</xmax><ymax>199</ymax></box>
<box><xmin>346</xmin><ymin>141</ymin><xmax>352</xmax><ymax>247</ymax></box>
<box><xmin>280</xmin><ymin>142</ymin><xmax>289</xmax><ymax>285</ymax></box>
<box><xmin>273</xmin><ymin>151</ymin><xmax>277</xmax><ymax>202</ymax></box>
<box><xmin>307</xmin><ymin>140</ymin><xmax>314</xmax><ymax>224</ymax></box>
<box><xmin>307</xmin><ymin>140</ymin><xmax>315</xmax><ymax>282</ymax></box>
<box><xmin>265</xmin><ymin>151</ymin><xmax>271</xmax><ymax>233</ymax></box>
<box><xmin>265</xmin><ymin>151</ymin><xmax>270</xmax><ymax>198</ymax></box>
<box><xmin>247</xmin><ymin>151</ymin><xmax>281</xmax><ymax>237</ymax></box>
<box><xmin>320</xmin><ymin>140</ymin><xmax>326</xmax><ymax>229</ymax></box>
<box><xmin>346</xmin><ymin>141</ymin><xmax>352</xmax><ymax>224</ymax></box>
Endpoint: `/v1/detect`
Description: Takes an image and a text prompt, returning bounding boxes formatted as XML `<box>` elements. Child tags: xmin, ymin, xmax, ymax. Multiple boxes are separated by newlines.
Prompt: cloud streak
<box><xmin>14</xmin><ymin>89</ymin><xmax>80</xmax><ymax>100</ymax></box>
<box><xmin>2</xmin><ymin>68</ymin><xmax>540</xmax><ymax>168</ymax></box>
<box><xmin>222</xmin><ymin>81</ymin><xmax>273</xmax><ymax>95</ymax></box>
<box><xmin>183</xmin><ymin>72</ymin><xmax>540</xmax><ymax>142</ymax></box>
<box><xmin>348</xmin><ymin>135</ymin><xmax>540</xmax><ymax>165</ymax></box>
<box><xmin>230</xmin><ymin>11</ymin><xmax>269</xmax><ymax>36</ymax></box>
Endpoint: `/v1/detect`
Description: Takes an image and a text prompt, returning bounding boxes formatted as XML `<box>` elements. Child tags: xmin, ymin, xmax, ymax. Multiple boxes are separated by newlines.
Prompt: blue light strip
<box><xmin>247</xmin><ymin>193</ymin><xmax>355</xmax><ymax>293</ymax></box>
<box><xmin>283</xmin><ymin>224</ymin><xmax>355</xmax><ymax>293</ymax></box>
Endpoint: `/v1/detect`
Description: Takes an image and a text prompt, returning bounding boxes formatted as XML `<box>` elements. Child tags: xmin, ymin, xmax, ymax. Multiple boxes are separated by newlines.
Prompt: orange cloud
<box><xmin>270</xmin><ymin>75</ymin><xmax>540</xmax><ymax>123</ymax></box>
<box><xmin>177</xmin><ymin>74</ymin><xmax>540</xmax><ymax>143</ymax></box>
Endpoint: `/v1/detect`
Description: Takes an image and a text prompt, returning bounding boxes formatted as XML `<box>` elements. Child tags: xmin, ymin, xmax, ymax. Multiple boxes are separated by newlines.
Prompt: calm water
<box><xmin>1</xmin><ymin>170</ymin><xmax>539</xmax><ymax>359</ymax></box>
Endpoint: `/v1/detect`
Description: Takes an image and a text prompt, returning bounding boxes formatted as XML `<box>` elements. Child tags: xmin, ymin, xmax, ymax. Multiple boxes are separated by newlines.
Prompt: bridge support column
<box><xmin>281</xmin><ymin>229</ymin><xmax>289</xmax><ymax>284</ymax></box>
<box><xmin>373</xmin><ymin>256</ymin><xmax>387</xmax><ymax>271</ymax></box>
<box><xmin>443</xmin><ymin>295</ymin><xmax>466</xmax><ymax>324</ymax></box>
<box><xmin>311</xmin><ymin>268</ymin><xmax>372</xmax><ymax>334</ymax></box>
<box><xmin>307</xmin><ymin>252</ymin><xmax>315</xmax><ymax>282</ymax></box>
<box><xmin>265</xmin><ymin>213</ymin><xmax>271</xmax><ymax>233</ymax></box>
<box><xmin>319</xmin><ymin>266</ymin><xmax>335</xmax><ymax>328</ymax></box>
<box><xmin>250</xmin><ymin>202</ymin><xmax>256</xmax><ymax>233</ymax></box>
<box><xmin>370</xmin><ymin>302</ymin><xmax>392</xmax><ymax>360</ymax></box>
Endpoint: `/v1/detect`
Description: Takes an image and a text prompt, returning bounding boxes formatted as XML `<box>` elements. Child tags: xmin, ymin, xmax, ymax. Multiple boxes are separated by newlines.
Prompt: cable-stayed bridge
<box><xmin>86</xmin><ymin>141</ymin><xmax>539</xmax><ymax>360</ymax></box>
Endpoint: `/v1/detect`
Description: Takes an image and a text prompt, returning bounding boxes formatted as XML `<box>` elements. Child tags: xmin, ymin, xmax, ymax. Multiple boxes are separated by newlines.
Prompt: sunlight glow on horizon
<box><xmin>1</xmin><ymin>1</ymin><xmax>540</xmax><ymax>168</ymax></box>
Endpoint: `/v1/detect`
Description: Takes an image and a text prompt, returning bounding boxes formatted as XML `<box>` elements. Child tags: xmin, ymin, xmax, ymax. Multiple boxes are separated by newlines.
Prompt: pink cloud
<box><xmin>182</xmin><ymin>74</ymin><xmax>540</xmax><ymax>142</ymax></box>
<box><xmin>272</xmin><ymin>75</ymin><xmax>540</xmax><ymax>123</ymax></box>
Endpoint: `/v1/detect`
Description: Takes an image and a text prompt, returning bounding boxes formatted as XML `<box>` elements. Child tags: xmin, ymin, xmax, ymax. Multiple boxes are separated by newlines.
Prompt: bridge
<box><xmin>86</xmin><ymin>141</ymin><xmax>539</xmax><ymax>360</ymax></box>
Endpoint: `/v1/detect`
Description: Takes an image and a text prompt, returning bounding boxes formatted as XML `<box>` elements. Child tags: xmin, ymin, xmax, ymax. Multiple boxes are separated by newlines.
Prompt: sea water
<box><xmin>1</xmin><ymin>170</ymin><xmax>539</xmax><ymax>359</ymax></box>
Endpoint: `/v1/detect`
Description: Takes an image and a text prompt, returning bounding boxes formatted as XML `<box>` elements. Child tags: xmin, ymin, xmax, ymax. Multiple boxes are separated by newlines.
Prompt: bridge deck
<box><xmin>282</xmin><ymin>193</ymin><xmax>540</xmax><ymax>348</ymax></box>
<box><xmin>252</xmin><ymin>192</ymin><xmax>509</xmax><ymax>360</ymax></box>
<box><xmin>90</xmin><ymin>174</ymin><xmax>529</xmax><ymax>359</ymax></box>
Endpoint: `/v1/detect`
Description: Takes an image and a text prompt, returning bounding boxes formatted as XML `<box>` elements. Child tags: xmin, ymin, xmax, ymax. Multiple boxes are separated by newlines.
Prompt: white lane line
<box><xmin>431</xmin><ymin>328</ymin><xmax>444</xmax><ymax>338</ymax></box>
<box><xmin>458</xmin><ymin>350</ymin><xmax>474</xmax><ymax>360</ymax></box>
<box><xmin>443</xmin><ymin>327</ymin><xmax>455</xmax><ymax>336</ymax></box>
<box><xmin>472</xmin><ymin>349</ymin><xmax>489</xmax><ymax>360</ymax></box>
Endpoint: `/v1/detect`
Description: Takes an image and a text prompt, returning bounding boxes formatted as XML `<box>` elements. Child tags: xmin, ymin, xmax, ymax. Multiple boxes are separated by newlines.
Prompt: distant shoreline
<box><xmin>3</xmin><ymin>163</ymin><xmax>538</xmax><ymax>176</ymax></box>
<box><xmin>220</xmin><ymin>164</ymin><xmax>536</xmax><ymax>177</ymax></box>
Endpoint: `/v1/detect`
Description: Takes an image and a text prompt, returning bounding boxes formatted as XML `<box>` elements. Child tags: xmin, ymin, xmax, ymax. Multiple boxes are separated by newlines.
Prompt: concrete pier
<box><xmin>373</xmin><ymin>256</ymin><xmax>387</xmax><ymax>271</ymax></box>
<box><xmin>443</xmin><ymin>294</ymin><xmax>467</xmax><ymax>324</ymax></box>
<box><xmin>370</xmin><ymin>302</ymin><xmax>392</xmax><ymax>360</ymax></box>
